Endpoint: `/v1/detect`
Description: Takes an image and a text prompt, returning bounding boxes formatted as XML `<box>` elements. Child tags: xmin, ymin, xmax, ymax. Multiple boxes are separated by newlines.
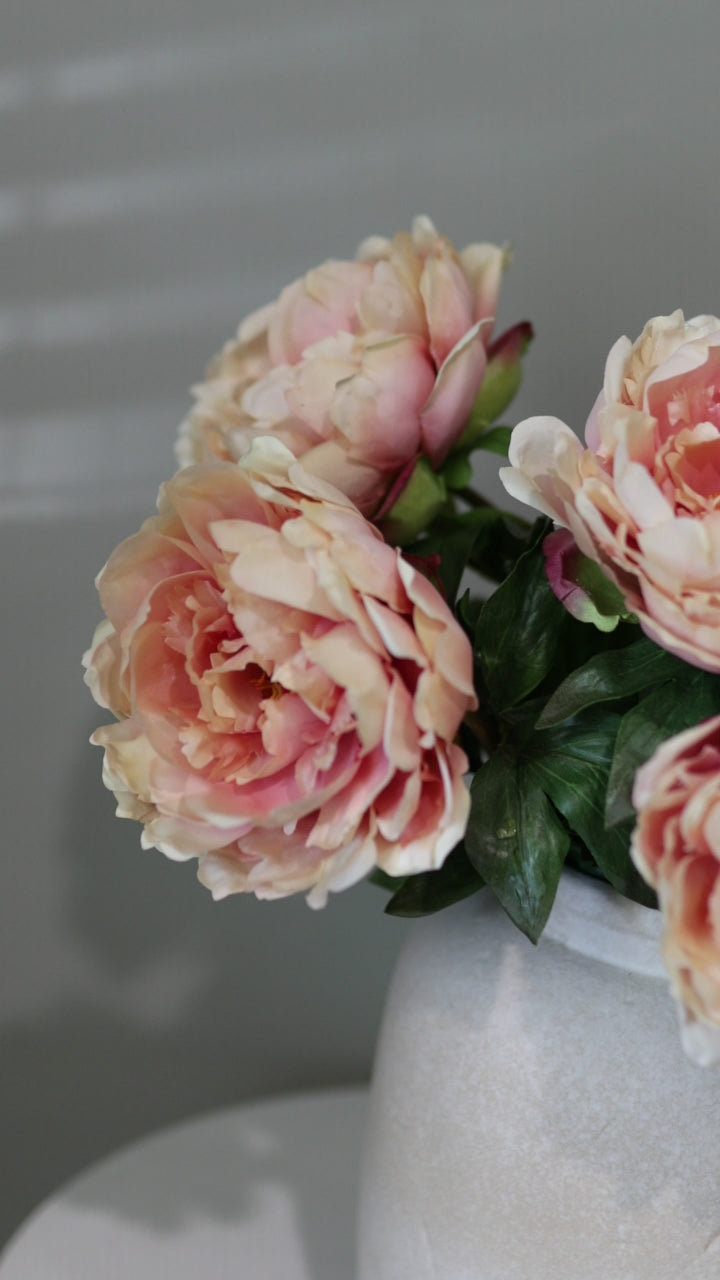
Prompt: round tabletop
<box><xmin>0</xmin><ymin>1088</ymin><xmax>368</xmax><ymax>1280</ymax></box>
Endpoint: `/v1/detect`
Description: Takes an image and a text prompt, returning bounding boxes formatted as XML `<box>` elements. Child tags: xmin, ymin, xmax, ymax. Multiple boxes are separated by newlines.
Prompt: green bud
<box><xmin>381</xmin><ymin>459</ymin><xmax>448</xmax><ymax>545</ymax></box>
<box><xmin>440</xmin><ymin>453</ymin><xmax>474</xmax><ymax>491</ymax></box>
<box><xmin>454</xmin><ymin>320</ymin><xmax>534</xmax><ymax>453</ymax></box>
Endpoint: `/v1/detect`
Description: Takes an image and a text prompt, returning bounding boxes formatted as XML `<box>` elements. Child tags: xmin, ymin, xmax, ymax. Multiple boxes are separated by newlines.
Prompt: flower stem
<box><xmin>458</xmin><ymin>487</ymin><xmax>492</xmax><ymax>509</ymax></box>
<box><xmin>463</xmin><ymin>709</ymin><xmax>500</xmax><ymax>756</ymax></box>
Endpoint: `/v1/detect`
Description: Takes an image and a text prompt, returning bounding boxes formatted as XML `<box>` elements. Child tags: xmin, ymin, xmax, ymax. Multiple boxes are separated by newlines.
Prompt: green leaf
<box><xmin>461</xmin><ymin>366</ymin><xmax>522</xmax><ymax>443</ymax></box>
<box><xmin>368</xmin><ymin>868</ymin><xmax>404</xmax><ymax>893</ymax></box>
<box><xmin>466</xmin><ymin>749</ymin><xmax>569</xmax><ymax>942</ymax></box>
<box><xmin>408</xmin><ymin>508</ymin><xmax>524</xmax><ymax>605</ymax></box>
<box><xmin>525</xmin><ymin>715</ymin><xmax>655</xmax><ymax>906</ymax></box>
<box><xmin>383</xmin><ymin>845</ymin><xmax>483</xmax><ymax>918</ymax></box>
<box><xmin>453</xmin><ymin>321</ymin><xmax>533</xmax><ymax>451</ymax></box>
<box><xmin>450</xmin><ymin>426</ymin><xmax>511</xmax><ymax>467</ymax></box>
<box><xmin>439</xmin><ymin>453</ymin><xmax>474</xmax><ymax>490</ymax></box>
<box><xmin>536</xmin><ymin>637</ymin><xmax>682</xmax><ymax>729</ymax></box>
<box><xmin>605</xmin><ymin>672</ymin><xmax>720</xmax><ymax>828</ymax></box>
<box><xmin>380</xmin><ymin>457</ymin><xmax>448</xmax><ymax>545</ymax></box>
<box><xmin>474</xmin><ymin>424</ymin><xmax>513</xmax><ymax>456</ymax></box>
<box><xmin>457</xmin><ymin>587</ymin><xmax>484</xmax><ymax>633</ymax></box>
<box><xmin>472</xmin><ymin>425</ymin><xmax>513</xmax><ymax>456</ymax></box>
<box><xmin>475</xmin><ymin>520</ymin><xmax>572</xmax><ymax>711</ymax></box>
<box><xmin>574</xmin><ymin>556</ymin><xmax>635</xmax><ymax>622</ymax></box>
<box><xmin>466</xmin><ymin>510</ymin><xmax>530</xmax><ymax>585</ymax></box>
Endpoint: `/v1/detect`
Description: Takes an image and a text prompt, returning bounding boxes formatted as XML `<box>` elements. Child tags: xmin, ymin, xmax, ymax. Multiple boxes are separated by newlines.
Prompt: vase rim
<box><xmin>543</xmin><ymin>870</ymin><xmax>666</xmax><ymax>978</ymax></box>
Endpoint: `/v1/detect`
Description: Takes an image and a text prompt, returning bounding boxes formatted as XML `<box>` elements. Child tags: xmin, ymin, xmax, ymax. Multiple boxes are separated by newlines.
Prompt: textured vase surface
<box><xmin>357</xmin><ymin>872</ymin><xmax>720</xmax><ymax>1280</ymax></box>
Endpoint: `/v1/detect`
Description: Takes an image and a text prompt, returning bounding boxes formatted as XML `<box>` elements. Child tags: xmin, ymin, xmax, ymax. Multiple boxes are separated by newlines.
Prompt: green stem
<box><xmin>458</xmin><ymin>487</ymin><xmax>493</xmax><ymax>509</ymax></box>
<box><xmin>463</xmin><ymin>709</ymin><xmax>500</xmax><ymax>756</ymax></box>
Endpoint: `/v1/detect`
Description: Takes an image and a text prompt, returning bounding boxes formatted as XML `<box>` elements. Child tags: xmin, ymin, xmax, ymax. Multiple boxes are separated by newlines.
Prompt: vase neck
<box><xmin>542</xmin><ymin>872</ymin><xmax>665</xmax><ymax>978</ymax></box>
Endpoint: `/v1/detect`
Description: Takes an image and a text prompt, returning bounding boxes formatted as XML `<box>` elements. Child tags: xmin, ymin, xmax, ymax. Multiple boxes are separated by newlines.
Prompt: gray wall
<box><xmin>2</xmin><ymin>0</ymin><xmax>719</xmax><ymax>1247</ymax></box>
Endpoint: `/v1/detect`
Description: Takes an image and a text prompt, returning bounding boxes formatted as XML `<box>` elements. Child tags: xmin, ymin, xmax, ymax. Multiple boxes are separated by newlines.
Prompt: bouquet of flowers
<box><xmin>83</xmin><ymin>217</ymin><xmax>720</xmax><ymax>1066</ymax></box>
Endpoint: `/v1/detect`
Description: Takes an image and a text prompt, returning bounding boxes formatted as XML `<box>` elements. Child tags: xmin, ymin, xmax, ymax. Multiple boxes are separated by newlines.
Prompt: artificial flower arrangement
<box><xmin>84</xmin><ymin>217</ymin><xmax>720</xmax><ymax>1067</ymax></box>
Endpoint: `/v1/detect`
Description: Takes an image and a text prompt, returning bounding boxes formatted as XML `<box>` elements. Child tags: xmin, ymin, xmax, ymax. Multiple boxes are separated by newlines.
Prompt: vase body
<box><xmin>357</xmin><ymin>872</ymin><xmax>720</xmax><ymax>1280</ymax></box>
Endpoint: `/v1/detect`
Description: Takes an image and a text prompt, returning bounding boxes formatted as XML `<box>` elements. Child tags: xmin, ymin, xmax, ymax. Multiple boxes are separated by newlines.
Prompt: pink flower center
<box><xmin>648</xmin><ymin>347</ymin><xmax>720</xmax><ymax>444</ymax></box>
<box><xmin>666</xmin><ymin>436</ymin><xmax>720</xmax><ymax>511</ymax></box>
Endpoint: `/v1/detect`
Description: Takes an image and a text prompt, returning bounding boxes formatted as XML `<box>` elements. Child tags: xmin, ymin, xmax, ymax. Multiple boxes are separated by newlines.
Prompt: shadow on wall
<box><xmin>2</xmin><ymin>725</ymin><xmax>405</xmax><ymax>1245</ymax></box>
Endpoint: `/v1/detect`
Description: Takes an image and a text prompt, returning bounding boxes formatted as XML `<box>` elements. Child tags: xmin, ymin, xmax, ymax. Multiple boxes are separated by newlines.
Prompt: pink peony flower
<box><xmin>632</xmin><ymin>716</ymin><xmax>720</xmax><ymax>1063</ymax></box>
<box><xmin>176</xmin><ymin>216</ymin><xmax>508</xmax><ymax>518</ymax></box>
<box><xmin>500</xmin><ymin>312</ymin><xmax>720</xmax><ymax>670</ymax></box>
<box><xmin>83</xmin><ymin>438</ymin><xmax>476</xmax><ymax>907</ymax></box>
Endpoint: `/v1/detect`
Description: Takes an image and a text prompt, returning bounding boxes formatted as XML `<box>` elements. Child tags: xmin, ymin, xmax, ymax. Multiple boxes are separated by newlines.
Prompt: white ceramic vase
<box><xmin>357</xmin><ymin>872</ymin><xmax>720</xmax><ymax>1280</ymax></box>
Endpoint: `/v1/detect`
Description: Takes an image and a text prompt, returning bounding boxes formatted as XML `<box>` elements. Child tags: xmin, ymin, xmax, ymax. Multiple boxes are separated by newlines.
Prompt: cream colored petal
<box><xmin>196</xmin><ymin>851</ymin><xmax>253</xmax><ymax>899</ymax></box>
<box><xmin>499</xmin><ymin>464</ymin><xmax>569</xmax><ymax>524</ymax></box>
<box><xmin>299</xmin><ymin>440</ymin><xmax>386</xmax><ymax>515</ymax></box>
<box><xmin>284</xmin><ymin>348</ymin><xmax>357</xmax><ymax>437</ymax></box>
<box><xmin>563</xmin><ymin>503</ymin><xmax>605</xmax><ymax>562</ymax></box>
<box><xmin>397</xmin><ymin>556</ymin><xmax>476</xmax><ymax>699</ymax></box>
<box><xmin>643</xmin><ymin>335</ymin><xmax>718</xmax><ymax>410</ymax></box>
<box><xmin>375</xmin><ymin>769</ymin><xmax>422</xmax><ymax>843</ymax></box>
<box><xmin>458</xmin><ymin>241</ymin><xmax>506</xmax><ymax>332</ymax></box>
<box><xmin>355</xmin><ymin>232</ymin><xmax>392</xmax><ymax>261</ymax></box>
<box><xmin>83</xmin><ymin>618</ymin><xmax>128</xmax><ymax>715</ymax></box>
<box><xmin>419</xmin><ymin>249</ymin><xmax>475</xmax><ymax>365</ymax></box>
<box><xmin>410</xmin><ymin>214</ymin><xmax>440</xmax><ymax>251</ymax></box>
<box><xmin>363</xmin><ymin>596</ymin><xmax>427</xmax><ymax>666</ymax></box>
<box><xmin>584</xmin><ymin>388</ymin><xmax>606</xmax><ymax>451</ymax></box>
<box><xmin>305</xmin><ymin>831</ymin><xmax>378</xmax><ymax>908</ymax></box>
<box><xmin>215</xmin><ymin>521</ymin><xmax>334</xmax><ymax>618</ymax></box>
<box><xmin>92</xmin><ymin>718</ymin><xmax>157</xmax><ymax>806</ymax></box>
<box><xmin>306</xmin><ymin>503</ymin><xmax>406</xmax><ymax>608</ymax></box>
<box><xmin>501</xmin><ymin>417</ymin><xmax>584</xmax><ymax>523</ymax></box>
<box><xmin>634</xmin><ymin>581</ymin><xmax>720</xmax><ymax>672</ymax></box>
<box><xmin>637</xmin><ymin>515</ymin><xmax>720</xmax><ymax>587</ymax></box>
<box><xmin>143</xmin><ymin>808</ymin><xmax>254</xmax><ymax>860</ymax></box>
<box><xmin>241</xmin><ymin>365</ymin><xmax>296</xmax><ymax>422</ymax></box>
<box><xmin>377</xmin><ymin>745</ymin><xmax>470</xmax><ymax>877</ymax></box>
<box><xmin>383</xmin><ymin>676</ymin><xmax>422</xmax><ymax>772</ymax></box>
<box><xmin>414</xmin><ymin>666</ymin><xmax>471</xmax><ymax>744</ymax></box>
<box><xmin>613</xmin><ymin>459</ymin><xmax>674</xmax><ymax>530</ymax></box>
<box><xmin>331</xmin><ymin>333</ymin><xmax>433</xmax><ymax>467</ymax></box>
<box><xmin>507</xmin><ymin>415</ymin><xmax>583</xmax><ymax>481</ymax></box>
<box><xmin>355</xmin><ymin>259</ymin><xmax>426</xmax><ymax>337</ymax></box>
<box><xmin>302</xmin><ymin>623</ymin><xmax>389</xmax><ymax>750</ymax></box>
<box><xmin>573</xmin><ymin>482</ymin><xmax>629</xmax><ymax>544</ymax></box>
<box><xmin>303</xmin><ymin>548</ymin><xmax>379</xmax><ymax>650</ymax></box>
<box><xmin>308</xmin><ymin>747</ymin><xmax>393</xmax><ymax>851</ymax></box>
<box><xmin>284</xmin><ymin>453</ymin><xmax>360</xmax><ymax>510</ymax></box>
<box><xmin>268</xmin><ymin>262</ymin><xmax>371</xmax><ymax>364</ymax></box>
<box><xmin>237</xmin><ymin>300</ymin><xmax>276</xmax><ymax>346</ymax></box>
<box><xmin>602</xmin><ymin>334</ymin><xmax>634</xmax><ymax>406</ymax></box>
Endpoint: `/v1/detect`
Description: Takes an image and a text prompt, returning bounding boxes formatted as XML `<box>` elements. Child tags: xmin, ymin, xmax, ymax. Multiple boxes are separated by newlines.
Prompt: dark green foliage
<box><xmin>537</xmin><ymin>638</ymin><xmax>681</xmax><ymax>729</ymax></box>
<box><xmin>466</xmin><ymin>749</ymin><xmax>569</xmax><ymax>941</ymax></box>
<box><xmin>462</xmin><ymin>534</ymin><xmax>672</xmax><ymax>929</ymax></box>
<box><xmin>407</xmin><ymin>507</ymin><xmax>529</xmax><ymax>605</ymax></box>
<box><xmin>605</xmin><ymin>670</ymin><xmax>720</xmax><ymax>828</ymax></box>
<box><xmin>469</xmin><ymin>424</ymin><xmax>513</xmax><ymax>456</ymax></box>
<box><xmin>475</xmin><ymin>520</ymin><xmax>577</xmax><ymax>711</ymax></box>
<box><xmin>382</xmin><ymin>845</ymin><xmax>484</xmax><ymax>918</ymax></box>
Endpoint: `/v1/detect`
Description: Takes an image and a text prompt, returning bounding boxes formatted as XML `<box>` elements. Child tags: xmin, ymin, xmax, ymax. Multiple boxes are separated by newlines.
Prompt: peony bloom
<box><xmin>500</xmin><ymin>311</ymin><xmax>720</xmax><ymax>670</ymax></box>
<box><xmin>176</xmin><ymin>216</ymin><xmax>508</xmax><ymax>518</ymax></box>
<box><xmin>84</xmin><ymin>438</ymin><xmax>476</xmax><ymax>907</ymax></box>
<box><xmin>632</xmin><ymin>716</ymin><xmax>720</xmax><ymax>1064</ymax></box>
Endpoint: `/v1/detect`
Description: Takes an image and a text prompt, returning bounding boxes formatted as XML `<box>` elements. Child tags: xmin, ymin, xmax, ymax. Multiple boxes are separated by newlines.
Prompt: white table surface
<box><xmin>0</xmin><ymin>1088</ymin><xmax>368</xmax><ymax>1280</ymax></box>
